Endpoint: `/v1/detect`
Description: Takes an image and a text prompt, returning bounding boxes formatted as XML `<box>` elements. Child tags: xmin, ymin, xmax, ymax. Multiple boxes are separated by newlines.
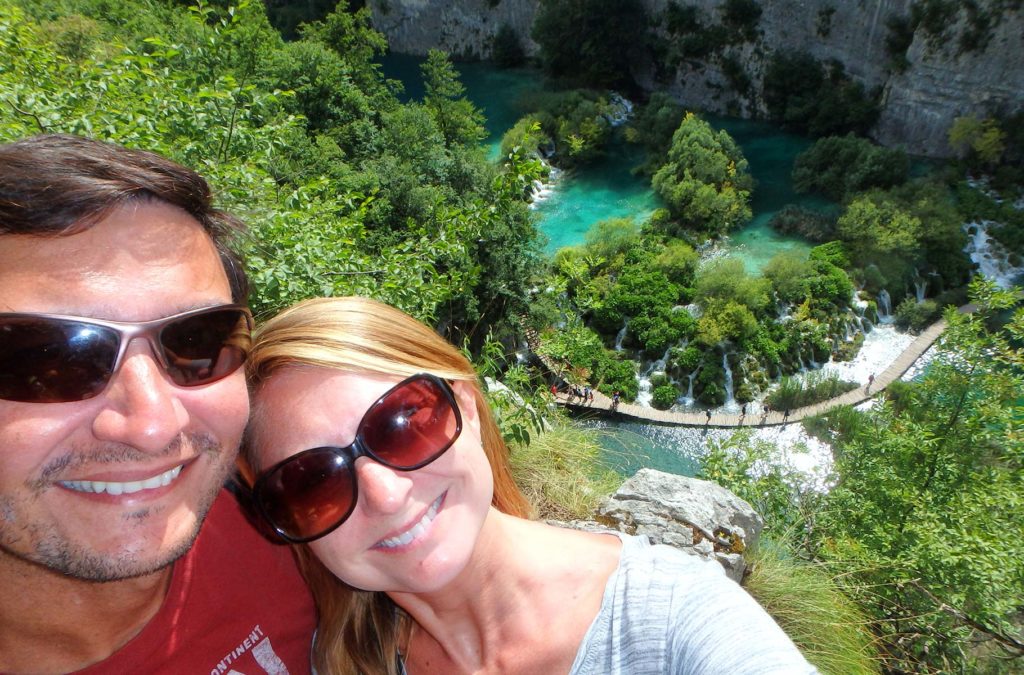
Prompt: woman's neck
<box><xmin>388</xmin><ymin>511</ymin><xmax>622</xmax><ymax>674</ymax></box>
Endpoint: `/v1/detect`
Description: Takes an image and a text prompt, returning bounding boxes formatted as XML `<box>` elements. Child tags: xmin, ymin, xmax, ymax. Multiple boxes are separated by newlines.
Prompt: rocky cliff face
<box><xmin>367</xmin><ymin>0</ymin><xmax>1024</xmax><ymax>157</ymax></box>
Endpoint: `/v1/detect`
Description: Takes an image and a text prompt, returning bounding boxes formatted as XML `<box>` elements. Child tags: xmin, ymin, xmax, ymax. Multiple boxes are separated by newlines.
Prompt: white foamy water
<box><xmin>963</xmin><ymin>220</ymin><xmax>1024</xmax><ymax>289</ymax></box>
<box><xmin>817</xmin><ymin>324</ymin><xmax>915</xmax><ymax>385</ymax></box>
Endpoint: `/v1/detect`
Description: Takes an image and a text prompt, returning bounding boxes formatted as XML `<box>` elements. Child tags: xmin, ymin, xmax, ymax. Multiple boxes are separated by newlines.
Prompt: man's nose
<box><xmin>91</xmin><ymin>340</ymin><xmax>190</xmax><ymax>453</ymax></box>
<box><xmin>355</xmin><ymin>457</ymin><xmax>413</xmax><ymax>516</ymax></box>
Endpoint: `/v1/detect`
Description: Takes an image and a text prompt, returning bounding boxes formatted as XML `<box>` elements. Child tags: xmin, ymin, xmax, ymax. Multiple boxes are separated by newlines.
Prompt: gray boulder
<box><xmin>560</xmin><ymin>468</ymin><xmax>764</xmax><ymax>582</ymax></box>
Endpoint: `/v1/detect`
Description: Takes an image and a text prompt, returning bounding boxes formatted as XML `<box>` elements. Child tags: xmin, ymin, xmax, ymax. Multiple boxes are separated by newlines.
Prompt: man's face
<box><xmin>0</xmin><ymin>201</ymin><xmax>249</xmax><ymax>581</ymax></box>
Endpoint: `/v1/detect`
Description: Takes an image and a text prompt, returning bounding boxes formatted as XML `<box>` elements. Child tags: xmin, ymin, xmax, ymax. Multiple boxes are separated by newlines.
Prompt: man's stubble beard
<box><xmin>0</xmin><ymin>432</ymin><xmax>235</xmax><ymax>582</ymax></box>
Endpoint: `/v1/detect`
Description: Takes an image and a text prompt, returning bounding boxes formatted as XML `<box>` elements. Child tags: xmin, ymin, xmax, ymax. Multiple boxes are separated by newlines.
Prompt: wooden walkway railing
<box><xmin>542</xmin><ymin>310</ymin><xmax>962</xmax><ymax>428</ymax></box>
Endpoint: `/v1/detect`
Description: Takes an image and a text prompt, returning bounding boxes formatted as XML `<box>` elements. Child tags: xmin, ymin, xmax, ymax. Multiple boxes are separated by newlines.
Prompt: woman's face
<box><xmin>251</xmin><ymin>367</ymin><xmax>495</xmax><ymax>593</ymax></box>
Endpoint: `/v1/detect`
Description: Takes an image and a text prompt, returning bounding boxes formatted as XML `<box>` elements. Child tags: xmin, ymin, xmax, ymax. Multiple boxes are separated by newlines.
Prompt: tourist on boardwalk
<box><xmin>239</xmin><ymin>296</ymin><xmax>818</xmax><ymax>675</ymax></box>
<box><xmin>867</xmin><ymin>373</ymin><xmax>875</xmax><ymax>392</ymax></box>
<box><xmin>612</xmin><ymin>390</ymin><xmax>621</xmax><ymax>410</ymax></box>
<box><xmin>705</xmin><ymin>408</ymin><xmax>713</xmax><ymax>424</ymax></box>
<box><xmin>0</xmin><ymin>135</ymin><xmax>314</xmax><ymax>674</ymax></box>
<box><xmin>584</xmin><ymin>386</ymin><xmax>592</xmax><ymax>405</ymax></box>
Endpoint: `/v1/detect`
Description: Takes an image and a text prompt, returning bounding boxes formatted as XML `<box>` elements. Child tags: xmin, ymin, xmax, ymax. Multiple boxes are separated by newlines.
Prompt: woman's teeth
<box><xmin>377</xmin><ymin>493</ymin><xmax>445</xmax><ymax>549</ymax></box>
<box><xmin>61</xmin><ymin>465</ymin><xmax>183</xmax><ymax>495</ymax></box>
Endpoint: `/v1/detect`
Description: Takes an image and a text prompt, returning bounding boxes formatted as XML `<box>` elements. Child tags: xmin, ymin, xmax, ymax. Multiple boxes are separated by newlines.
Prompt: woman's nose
<box><xmin>355</xmin><ymin>457</ymin><xmax>414</xmax><ymax>515</ymax></box>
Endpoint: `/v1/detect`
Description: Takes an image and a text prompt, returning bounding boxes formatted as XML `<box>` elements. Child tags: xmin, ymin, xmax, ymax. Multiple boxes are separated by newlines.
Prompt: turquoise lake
<box><xmin>379</xmin><ymin>54</ymin><xmax>838</xmax><ymax>476</ymax></box>
<box><xmin>380</xmin><ymin>54</ymin><xmax>828</xmax><ymax>271</ymax></box>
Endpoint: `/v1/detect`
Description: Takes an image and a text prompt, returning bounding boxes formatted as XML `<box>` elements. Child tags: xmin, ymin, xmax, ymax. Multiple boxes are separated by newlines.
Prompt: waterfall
<box><xmin>914</xmin><ymin>278</ymin><xmax>927</xmax><ymax>303</ymax></box>
<box><xmin>684</xmin><ymin>370</ymin><xmax>697</xmax><ymax>405</ymax></box>
<box><xmin>721</xmin><ymin>349</ymin><xmax>737</xmax><ymax>410</ymax></box>
<box><xmin>877</xmin><ymin>289</ymin><xmax>893</xmax><ymax>323</ymax></box>
<box><xmin>614</xmin><ymin>319</ymin><xmax>629</xmax><ymax>351</ymax></box>
<box><xmin>604</xmin><ymin>92</ymin><xmax>635</xmax><ymax>127</ymax></box>
<box><xmin>963</xmin><ymin>221</ymin><xmax>1024</xmax><ymax>289</ymax></box>
<box><xmin>527</xmin><ymin>163</ymin><xmax>561</xmax><ymax>209</ymax></box>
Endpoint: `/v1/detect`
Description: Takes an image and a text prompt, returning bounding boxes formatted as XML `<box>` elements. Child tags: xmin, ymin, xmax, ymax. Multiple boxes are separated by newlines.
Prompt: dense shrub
<box><xmin>652</xmin><ymin>383</ymin><xmax>681</xmax><ymax>410</ymax></box>
<box><xmin>764</xmin><ymin>371</ymin><xmax>859</xmax><ymax>410</ymax></box>
<box><xmin>894</xmin><ymin>298</ymin><xmax>940</xmax><ymax>332</ymax></box>
<box><xmin>768</xmin><ymin>205</ymin><xmax>837</xmax><ymax>242</ymax></box>
<box><xmin>762</xmin><ymin>51</ymin><xmax>880</xmax><ymax>137</ymax></box>
<box><xmin>792</xmin><ymin>135</ymin><xmax>910</xmax><ymax>202</ymax></box>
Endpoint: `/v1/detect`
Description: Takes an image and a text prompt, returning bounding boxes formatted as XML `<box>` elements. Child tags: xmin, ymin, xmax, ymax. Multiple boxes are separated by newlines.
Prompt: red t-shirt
<box><xmin>78</xmin><ymin>490</ymin><xmax>316</xmax><ymax>674</ymax></box>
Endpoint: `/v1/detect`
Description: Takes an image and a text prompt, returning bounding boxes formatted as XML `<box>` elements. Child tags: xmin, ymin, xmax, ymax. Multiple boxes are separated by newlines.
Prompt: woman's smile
<box><xmin>373</xmin><ymin>491</ymin><xmax>447</xmax><ymax>552</ymax></box>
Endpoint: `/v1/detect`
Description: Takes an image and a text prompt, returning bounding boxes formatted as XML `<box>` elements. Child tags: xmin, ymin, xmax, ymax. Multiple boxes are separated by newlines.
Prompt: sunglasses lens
<box><xmin>160</xmin><ymin>309</ymin><xmax>251</xmax><ymax>387</ymax></box>
<box><xmin>0</xmin><ymin>319</ymin><xmax>119</xmax><ymax>403</ymax></box>
<box><xmin>363</xmin><ymin>376</ymin><xmax>460</xmax><ymax>469</ymax></box>
<box><xmin>257</xmin><ymin>450</ymin><xmax>356</xmax><ymax>542</ymax></box>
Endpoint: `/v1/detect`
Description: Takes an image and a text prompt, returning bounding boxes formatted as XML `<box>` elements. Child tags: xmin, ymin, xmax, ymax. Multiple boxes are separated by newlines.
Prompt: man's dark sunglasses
<box><xmin>252</xmin><ymin>373</ymin><xmax>462</xmax><ymax>544</ymax></box>
<box><xmin>0</xmin><ymin>305</ymin><xmax>253</xmax><ymax>403</ymax></box>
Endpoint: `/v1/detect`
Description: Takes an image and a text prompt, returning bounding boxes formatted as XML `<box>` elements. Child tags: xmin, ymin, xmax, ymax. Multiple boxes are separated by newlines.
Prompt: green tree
<box><xmin>948</xmin><ymin>115</ymin><xmax>1006</xmax><ymax>168</ymax></box>
<box><xmin>422</xmin><ymin>49</ymin><xmax>486</xmax><ymax>148</ymax></box>
<box><xmin>792</xmin><ymin>135</ymin><xmax>909</xmax><ymax>202</ymax></box>
<box><xmin>693</xmin><ymin>258</ymin><xmax>771</xmax><ymax>314</ymax></box>
<box><xmin>532</xmin><ymin>0</ymin><xmax>646</xmax><ymax>89</ymax></box>
<box><xmin>763</xmin><ymin>51</ymin><xmax>880</xmax><ymax>137</ymax></box>
<box><xmin>651</xmin><ymin>112</ymin><xmax>753</xmax><ymax>234</ymax></box>
<box><xmin>813</xmin><ymin>279</ymin><xmax>1024</xmax><ymax>671</ymax></box>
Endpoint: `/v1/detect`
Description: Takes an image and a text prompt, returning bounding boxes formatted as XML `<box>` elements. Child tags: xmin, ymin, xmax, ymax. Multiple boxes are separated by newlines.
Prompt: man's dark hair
<box><xmin>0</xmin><ymin>134</ymin><xmax>249</xmax><ymax>302</ymax></box>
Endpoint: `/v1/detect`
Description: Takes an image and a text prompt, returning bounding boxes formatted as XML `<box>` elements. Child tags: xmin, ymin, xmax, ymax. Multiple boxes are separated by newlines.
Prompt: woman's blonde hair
<box><xmin>240</xmin><ymin>296</ymin><xmax>531</xmax><ymax>675</ymax></box>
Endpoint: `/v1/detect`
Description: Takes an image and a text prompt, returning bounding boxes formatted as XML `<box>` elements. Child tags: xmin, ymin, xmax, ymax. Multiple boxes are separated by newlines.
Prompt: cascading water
<box><xmin>614</xmin><ymin>319</ymin><xmax>629</xmax><ymax>351</ymax></box>
<box><xmin>963</xmin><ymin>221</ymin><xmax>1024</xmax><ymax>289</ymax></box>
<box><xmin>914</xmin><ymin>278</ymin><xmax>927</xmax><ymax>303</ymax></box>
<box><xmin>684</xmin><ymin>370</ymin><xmax>698</xmax><ymax>406</ymax></box>
<box><xmin>721</xmin><ymin>348</ymin><xmax>738</xmax><ymax>411</ymax></box>
<box><xmin>636</xmin><ymin>347</ymin><xmax>671</xmax><ymax>407</ymax></box>
<box><xmin>877</xmin><ymin>289</ymin><xmax>893</xmax><ymax>323</ymax></box>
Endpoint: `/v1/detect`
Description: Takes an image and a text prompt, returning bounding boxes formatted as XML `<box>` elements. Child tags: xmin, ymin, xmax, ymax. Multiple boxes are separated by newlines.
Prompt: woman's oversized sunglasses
<box><xmin>252</xmin><ymin>373</ymin><xmax>462</xmax><ymax>543</ymax></box>
<box><xmin>0</xmin><ymin>305</ymin><xmax>253</xmax><ymax>403</ymax></box>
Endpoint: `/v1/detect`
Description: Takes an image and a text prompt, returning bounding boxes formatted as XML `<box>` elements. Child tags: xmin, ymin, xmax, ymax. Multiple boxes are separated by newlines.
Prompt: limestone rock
<box><xmin>558</xmin><ymin>468</ymin><xmax>763</xmax><ymax>582</ymax></box>
<box><xmin>369</xmin><ymin>0</ymin><xmax>1024</xmax><ymax>157</ymax></box>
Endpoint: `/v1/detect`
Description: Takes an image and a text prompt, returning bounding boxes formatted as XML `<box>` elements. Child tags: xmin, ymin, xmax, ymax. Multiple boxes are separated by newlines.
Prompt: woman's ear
<box><xmin>450</xmin><ymin>380</ymin><xmax>481</xmax><ymax>430</ymax></box>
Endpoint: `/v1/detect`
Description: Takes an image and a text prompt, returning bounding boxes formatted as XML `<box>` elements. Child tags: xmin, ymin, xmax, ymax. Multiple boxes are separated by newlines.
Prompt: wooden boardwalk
<box><xmin>549</xmin><ymin>312</ymin><xmax>959</xmax><ymax>428</ymax></box>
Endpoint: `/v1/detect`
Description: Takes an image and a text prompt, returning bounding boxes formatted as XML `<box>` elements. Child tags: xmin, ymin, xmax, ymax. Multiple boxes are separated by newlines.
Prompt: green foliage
<box><xmin>792</xmin><ymin>135</ymin><xmax>910</xmax><ymax>202</ymax></box>
<box><xmin>695</xmin><ymin>299</ymin><xmax>759</xmax><ymax>346</ymax></box>
<box><xmin>808</xmin><ymin>241</ymin><xmax>849</xmax><ymax>269</ymax></box>
<box><xmin>744</xmin><ymin>542</ymin><xmax>881</xmax><ymax>674</ymax></box>
<box><xmin>893</xmin><ymin>297</ymin><xmax>940</xmax><ymax>332</ymax></box>
<box><xmin>762</xmin><ymin>51</ymin><xmax>880</xmax><ymax>137</ymax></box>
<box><xmin>625</xmin><ymin>91</ymin><xmax>685</xmax><ymax>174</ymax></box>
<box><xmin>768</xmin><ymin>205</ymin><xmax>837</xmax><ymax>243</ymax></box>
<box><xmin>837</xmin><ymin>195</ymin><xmax>923</xmax><ymax>268</ymax></box>
<box><xmin>491</xmin><ymin>22</ymin><xmax>525</xmax><ymax>68</ymax></box>
<box><xmin>654</xmin><ymin>239</ymin><xmax>699</xmax><ymax>286</ymax></box>
<box><xmin>811</xmin><ymin>280</ymin><xmax>1024</xmax><ymax>671</ymax></box>
<box><xmin>764</xmin><ymin>251</ymin><xmax>853</xmax><ymax>310</ymax></box>
<box><xmin>651</xmin><ymin>112</ymin><xmax>753</xmax><ymax>234</ymax></box>
<box><xmin>694</xmin><ymin>258</ymin><xmax>771</xmax><ymax>314</ymax></box>
<box><xmin>532</xmin><ymin>0</ymin><xmax>646</xmax><ymax>89</ymax></box>
<box><xmin>764</xmin><ymin>371</ymin><xmax>859</xmax><ymax>411</ymax></box>
<box><xmin>499</xmin><ymin>116</ymin><xmax>549</xmax><ymax>159</ymax></box>
<box><xmin>948</xmin><ymin>115</ymin><xmax>1007</xmax><ymax>169</ymax></box>
<box><xmin>701</xmin><ymin>430</ymin><xmax>813</xmax><ymax>531</ymax></box>
<box><xmin>652</xmin><ymin>383</ymin><xmax>680</xmax><ymax>410</ymax></box>
<box><xmin>0</xmin><ymin>0</ymin><xmax>545</xmax><ymax>347</ymax></box>
<box><xmin>583</xmin><ymin>217</ymin><xmax>642</xmax><ymax>263</ymax></box>
<box><xmin>509</xmin><ymin>423</ymin><xmax>621</xmax><ymax>520</ymax></box>
<box><xmin>720</xmin><ymin>0</ymin><xmax>762</xmax><ymax>42</ymax></box>
<box><xmin>422</xmin><ymin>49</ymin><xmax>486</xmax><ymax>148</ymax></box>
<box><xmin>518</xmin><ymin>89</ymin><xmax>617</xmax><ymax>167</ymax></box>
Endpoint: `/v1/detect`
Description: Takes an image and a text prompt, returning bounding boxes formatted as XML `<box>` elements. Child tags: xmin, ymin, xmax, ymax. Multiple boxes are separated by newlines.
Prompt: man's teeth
<box><xmin>61</xmin><ymin>465</ymin><xmax>183</xmax><ymax>495</ymax></box>
<box><xmin>377</xmin><ymin>494</ymin><xmax>444</xmax><ymax>549</ymax></box>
